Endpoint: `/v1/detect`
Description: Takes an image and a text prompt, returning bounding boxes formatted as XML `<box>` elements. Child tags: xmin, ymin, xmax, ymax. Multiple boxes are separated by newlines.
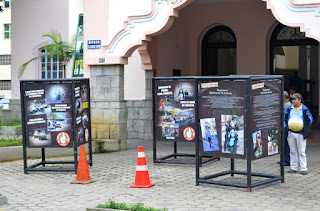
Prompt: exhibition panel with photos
<box><xmin>153</xmin><ymin>77</ymin><xmax>217</xmax><ymax>165</ymax></box>
<box><xmin>20</xmin><ymin>78</ymin><xmax>92</xmax><ymax>174</ymax></box>
<box><xmin>196</xmin><ymin>75</ymin><xmax>284</xmax><ymax>191</ymax></box>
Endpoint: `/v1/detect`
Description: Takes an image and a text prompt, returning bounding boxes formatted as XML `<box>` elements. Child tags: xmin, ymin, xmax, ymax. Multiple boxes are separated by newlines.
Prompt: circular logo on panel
<box><xmin>183</xmin><ymin>127</ymin><xmax>195</xmax><ymax>141</ymax></box>
<box><xmin>85</xmin><ymin>128</ymin><xmax>89</xmax><ymax>142</ymax></box>
<box><xmin>56</xmin><ymin>132</ymin><xmax>71</xmax><ymax>146</ymax></box>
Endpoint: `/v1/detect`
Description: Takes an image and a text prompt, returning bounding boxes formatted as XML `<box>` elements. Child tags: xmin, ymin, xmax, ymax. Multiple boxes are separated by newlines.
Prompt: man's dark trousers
<box><xmin>284</xmin><ymin>133</ymin><xmax>290</xmax><ymax>164</ymax></box>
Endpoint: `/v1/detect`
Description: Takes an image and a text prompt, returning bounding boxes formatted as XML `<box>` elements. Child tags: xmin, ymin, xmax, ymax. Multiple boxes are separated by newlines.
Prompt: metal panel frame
<box><xmin>153</xmin><ymin>77</ymin><xmax>218</xmax><ymax>165</ymax></box>
<box><xmin>193</xmin><ymin>75</ymin><xmax>284</xmax><ymax>191</ymax></box>
<box><xmin>20</xmin><ymin>78</ymin><xmax>92</xmax><ymax>174</ymax></box>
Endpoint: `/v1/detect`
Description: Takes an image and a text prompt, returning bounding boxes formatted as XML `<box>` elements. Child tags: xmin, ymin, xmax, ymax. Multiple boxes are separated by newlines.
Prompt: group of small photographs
<box><xmin>174</xmin><ymin>82</ymin><xmax>195</xmax><ymax>103</ymax></box>
<box><xmin>158</xmin><ymin>82</ymin><xmax>195</xmax><ymax>139</ymax></box>
<box><xmin>76</xmin><ymin>98</ymin><xmax>83</xmax><ymax>115</ymax></box>
<box><xmin>82</xmin><ymin>111</ymin><xmax>89</xmax><ymax>128</ymax></box>
<box><xmin>47</xmin><ymin>112</ymin><xmax>71</xmax><ymax>132</ymax></box>
<box><xmin>221</xmin><ymin>115</ymin><xmax>244</xmax><ymax>155</ymax></box>
<box><xmin>27</xmin><ymin>129</ymin><xmax>51</xmax><ymax>147</ymax></box>
<box><xmin>74</xmin><ymin>84</ymin><xmax>90</xmax><ymax>145</ymax></box>
<box><xmin>159</xmin><ymin>108</ymin><xmax>195</xmax><ymax>137</ymax></box>
<box><xmin>162</xmin><ymin>123</ymin><xmax>179</xmax><ymax>137</ymax></box>
<box><xmin>46</xmin><ymin>85</ymin><xmax>70</xmax><ymax>104</ymax></box>
<box><xmin>81</xmin><ymin>85</ymin><xmax>88</xmax><ymax>101</ymax></box>
<box><xmin>76</xmin><ymin>126</ymin><xmax>84</xmax><ymax>144</ymax></box>
<box><xmin>27</xmin><ymin>99</ymin><xmax>50</xmax><ymax>115</ymax></box>
<box><xmin>268</xmin><ymin>128</ymin><xmax>278</xmax><ymax>155</ymax></box>
<box><xmin>200</xmin><ymin>118</ymin><xmax>219</xmax><ymax>152</ymax></box>
<box><xmin>159</xmin><ymin>108</ymin><xmax>194</xmax><ymax>127</ymax></box>
<box><xmin>252</xmin><ymin>130</ymin><xmax>263</xmax><ymax>158</ymax></box>
<box><xmin>75</xmin><ymin>85</ymin><xmax>89</xmax><ymax>118</ymax></box>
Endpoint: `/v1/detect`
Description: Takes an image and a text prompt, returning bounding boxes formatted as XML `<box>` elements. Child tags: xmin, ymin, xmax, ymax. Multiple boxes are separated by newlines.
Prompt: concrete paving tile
<box><xmin>1</xmin><ymin>141</ymin><xmax>320</xmax><ymax>210</ymax></box>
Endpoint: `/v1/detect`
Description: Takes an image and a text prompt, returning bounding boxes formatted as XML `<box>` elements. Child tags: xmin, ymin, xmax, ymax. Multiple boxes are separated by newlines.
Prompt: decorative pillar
<box><xmin>90</xmin><ymin>65</ymin><xmax>127</xmax><ymax>148</ymax></box>
<box><xmin>145</xmin><ymin>70</ymin><xmax>154</xmax><ymax>101</ymax></box>
<box><xmin>144</xmin><ymin>70</ymin><xmax>155</xmax><ymax>140</ymax></box>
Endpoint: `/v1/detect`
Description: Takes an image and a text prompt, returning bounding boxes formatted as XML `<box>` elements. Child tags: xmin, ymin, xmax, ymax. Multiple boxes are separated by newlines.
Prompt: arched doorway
<box><xmin>201</xmin><ymin>25</ymin><xmax>237</xmax><ymax>76</ymax></box>
<box><xmin>270</xmin><ymin>23</ymin><xmax>319</xmax><ymax>118</ymax></box>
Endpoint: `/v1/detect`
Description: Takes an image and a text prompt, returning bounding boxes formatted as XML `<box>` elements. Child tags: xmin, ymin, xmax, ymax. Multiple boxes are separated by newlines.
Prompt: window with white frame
<box><xmin>0</xmin><ymin>55</ymin><xmax>11</xmax><ymax>65</ymax></box>
<box><xmin>4</xmin><ymin>0</ymin><xmax>11</xmax><ymax>8</ymax></box>
<box><xmin>0</xmin><ymin>80</ymin><xmax>11</xmax><ymax>90</ymax></box>
<box><xmin>4</xmin><ymin>24</ymin><xmax>10</xmax><ymax>39</ymax></box>
<box><xmin>39</xmin><ymin>48</ymin><xmax>63</xmax><ymax>79</ymax></box>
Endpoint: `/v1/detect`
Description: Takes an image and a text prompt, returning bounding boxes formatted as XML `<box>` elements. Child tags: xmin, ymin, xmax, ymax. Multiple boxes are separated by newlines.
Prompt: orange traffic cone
<box><xmin>71</xmin><ymin>145</ymin><xmax>95</xmax><ymax>184</ymax></box>
<box><xmin>130</xmin><ymin>146</ymin><xmax>155</xmax><ymax>188</ymax></box>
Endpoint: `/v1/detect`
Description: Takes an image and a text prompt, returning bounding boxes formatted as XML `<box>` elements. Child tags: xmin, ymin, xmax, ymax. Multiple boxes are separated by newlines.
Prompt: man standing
<box><xmin>284</xmin><ymin>93</ymin><xmax>313</xmax><ymax>175</ymax></box>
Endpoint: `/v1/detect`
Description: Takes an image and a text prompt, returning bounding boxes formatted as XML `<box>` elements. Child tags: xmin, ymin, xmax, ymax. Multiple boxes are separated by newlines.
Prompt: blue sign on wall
<box><xmin>87</xmin><ymin>40</ymin><xmax>101</xmax><ymax>49</ymax></box>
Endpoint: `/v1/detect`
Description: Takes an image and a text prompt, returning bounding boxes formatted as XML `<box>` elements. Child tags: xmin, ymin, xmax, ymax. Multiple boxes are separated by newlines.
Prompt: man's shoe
<box><xmin>301</xmin><ymin>171</ymin><xmax>308</xmax><ymax>175</ymax></box>
<box><xmin>288</xmin><ymin>169</ymin><xmax>297</xmax><ymax>173</ymax></box>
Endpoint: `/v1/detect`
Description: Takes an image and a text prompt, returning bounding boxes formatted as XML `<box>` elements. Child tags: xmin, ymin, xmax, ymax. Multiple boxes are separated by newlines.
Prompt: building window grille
<box><xmin>0</xmin><ymin>55</ymin><xmax>11</xmax><ymax>65</ymax></box>
<box><xmin>4</xmin><ymin>24</ymin><xmax>11</xmax><ymax>39</ymax></box>
<box><xmin>0</xmin><ymin>80</ymin><xmax>11</xmax><ymax>90</ymax></box>
<box><xmin>39</xmin><ymin>48</ymin><xmax>63</xmax><ymax>79</ymax></box>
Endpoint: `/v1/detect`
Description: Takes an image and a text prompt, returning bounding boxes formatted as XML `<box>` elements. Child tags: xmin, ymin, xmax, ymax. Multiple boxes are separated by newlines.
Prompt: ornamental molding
<box><xmin>290</xmin><ymin>0</ymin><xmax>320</xmax><ymax>6</ymax></box>
<box><xmin>208</xmin><ymin>31</ymin><xmax>235</xmax><ymax>43</ymax></box>
<box><xmin>263</xmin><ymin>0</ymin><xmax>320</xmax><ymax>41</ymax></box>
<box><xmin>276</xmin><ymin>26</ymin><xmax>306</xmax><ymax>40</ymax></box>
<box><xmin>165</xmin><ymin>0</ymin><xmax>183</xmax><ymax>4</ymax></box>
<box><xmin>104</xmin><ymin>0</ymin><xmax>192</xmax><ymax>58</ymax></box>
<box><xmin>287</xmin><ymin>0</ymin><xmax>320</xmax><ymax>16</ymax></box>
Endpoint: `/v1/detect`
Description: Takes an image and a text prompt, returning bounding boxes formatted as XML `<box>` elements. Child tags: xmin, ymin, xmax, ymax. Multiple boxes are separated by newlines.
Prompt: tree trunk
<box><xmin>63</xmin><ymin>63</ymin><xmax>66</xmax><ymax>78</ymax></box>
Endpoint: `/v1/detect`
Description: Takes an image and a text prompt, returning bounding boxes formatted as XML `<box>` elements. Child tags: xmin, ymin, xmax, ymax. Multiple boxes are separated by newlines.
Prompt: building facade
<box><xmin>11</xmin><ymin>0</ymin><xmax>320</xmax><ymax>147</ymax></box>
<box><xmin>0</xmin><ymin>0</ymin><xmax>11</xmax><ymax>99</ymax></box>
<box><xmin>11</xmin><ymin>0</ymin><xmax>83</xmax><ymax>98</ymax></box>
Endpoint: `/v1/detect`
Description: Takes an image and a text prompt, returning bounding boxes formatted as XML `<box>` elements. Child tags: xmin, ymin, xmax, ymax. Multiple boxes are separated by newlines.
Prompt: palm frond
<box><xmin>69</xmin><ymin>32</ymin><xmax>77</xmax><ymax>48</ymax></box>
<box><xmin>19</xmin><ymin>29</ymin><xmax>76</xmax><ymax>78</ymax></box>
<box><xmin>42</xmin><ymin>29</ymin><xmax>62</xmax><ymax>45</ymax></box>
<box><xmin>18</xmin><ymin>57</ymin><xmax>39</xmax><ymax>78</ymax></box>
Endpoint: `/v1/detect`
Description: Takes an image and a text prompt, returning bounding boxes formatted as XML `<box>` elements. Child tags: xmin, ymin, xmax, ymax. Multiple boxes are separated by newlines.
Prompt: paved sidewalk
<box><xmin>1</xmin><ymin>140</ymin><xmax>320</xmax><ymax>211</ymax></box>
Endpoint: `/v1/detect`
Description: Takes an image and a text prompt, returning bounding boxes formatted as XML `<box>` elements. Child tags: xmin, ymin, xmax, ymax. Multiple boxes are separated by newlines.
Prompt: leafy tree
<box><xmin>48</xmin><ymin>113</ymin><xmax>57</xmax><ymax>120</ymax></box>
<box><xmin>18</xmin><ymin>29</ymin><xmax>75</xmax><ymax>78</ymax></box>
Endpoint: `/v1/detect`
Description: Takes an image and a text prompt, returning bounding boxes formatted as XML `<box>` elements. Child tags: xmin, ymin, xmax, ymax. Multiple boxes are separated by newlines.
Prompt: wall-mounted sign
<box><xmin>88</xmin><ymin>40</ymin><xmax>101</xmax><ymax>49</ymax></box>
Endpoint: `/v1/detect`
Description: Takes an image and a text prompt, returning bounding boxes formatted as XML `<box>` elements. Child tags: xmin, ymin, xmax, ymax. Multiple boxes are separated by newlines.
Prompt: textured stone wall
<box><xmin>90</xmin><ymin>65</ymin><xmax>128</xmax><ymax>142</ymax></box>
<box><xmin>126</xmin><ymin>70</ymin><xmax>154</xmax><ymax>141</ymax></box>
<box><xmin>126</xmin><ymin>100</ymin><xmax>153</xmax><ymax>140</ymax></box>
<box><xmin>0</xmin><ymin>99</ymin><xmax>22</xmax><ymax>121</ymax></box>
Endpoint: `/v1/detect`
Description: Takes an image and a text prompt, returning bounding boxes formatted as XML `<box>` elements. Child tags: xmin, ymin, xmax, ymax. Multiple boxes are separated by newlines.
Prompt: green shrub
<box><xmin>0</xmin><ymin>113</ymin><xmax>21</xmax><ymax>126</ymax></box>
<box><xmin>0</xmin><ymin>139</ymin><xmax>22</xmax><ymax>147</ymax></box>
<box><xmin>97</xmin><ymin>200</ymin><xmax>167</xmax><ymax>211</ymax></box>
<box><xmin>0</xmin><ymin>120</ymin><xmax>21</xmax><ymax>126</ymax></box>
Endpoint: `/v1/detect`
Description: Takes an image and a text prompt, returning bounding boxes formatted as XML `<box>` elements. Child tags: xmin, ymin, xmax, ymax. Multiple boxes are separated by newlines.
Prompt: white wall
<box><xmin>124</xmin><ymin>50</ymin><xmax>145</xmax><ymax>100</ymax></box>
<box><xmin>11</xmin><ymin>0</ymin><xmax>70</xmax><ymax>99</ymax></box>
